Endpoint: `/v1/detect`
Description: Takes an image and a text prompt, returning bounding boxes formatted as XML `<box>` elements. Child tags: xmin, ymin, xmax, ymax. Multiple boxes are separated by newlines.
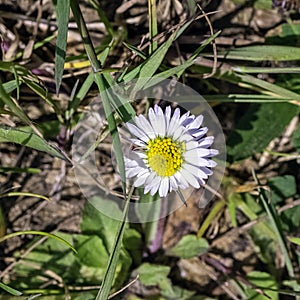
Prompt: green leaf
<box><xmin>288</xmin><ymin>236</ymin><xmax>300</xmax><ymax>245</ymax></box>
<box><xmin>0</xmin><ymin>126</ymin><xmax>66</xmax><ymax>160</ymax></box>
<box><xmin>77</xmin><ymin>235</ymin><xmax>108</xmax><ymax>268</ymax></box>
<box><xmin>245</xmin><ymin>271</ymin><xmax>278</xmax><ymax>300</ymax></box>
<box><xmin>138</xmin><ymin>263</ymin><xmax>170</xmax><ymax>286</ymax></box>
<box><xmin>80</xmin><ymin>199</ymin><xmax>122</xmax><ymax>252</ymax></box>
<box><xmin>0</xmin><ymin>281</ymin><xmax>22</xmax><ymax>296</ymax></box>
<box><xmin>167</xmin><ymin>235</ymin><xmax>209</xmax><ymax>259</ymax></box>
<box><xmin>124</xmin><ymin>31</ymin><xmax>176</xmax><ymax>90</ymax></box>
<box><xmin>0</xmin><ymin>79</ymin><xmax>31</xmax><ymax>125</ymax></box>
<box><xmin>227</xmin><ymin>103</ymin><xmax>299</xmax><ymax>162</ymax></box>
<box><xmin>268</xmin><ymin>175</ymin><xmax>296</xmax><ymax>204</ymax></box>
<box><xmin>54</xmin><ymin>0</ymin><xmax>70</xmax><ymax>93</ymax></box>
<box><xmin>214</xmin><ymin>45</ymin><xmax>300</xmax><ymax>61</ymax></box>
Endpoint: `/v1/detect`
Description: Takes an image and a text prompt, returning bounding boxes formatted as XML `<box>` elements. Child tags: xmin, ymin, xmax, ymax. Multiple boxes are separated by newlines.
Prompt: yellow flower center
<box><xmin>146</xmin><ymin>137</ymin><xmax>184</xmax><ymax>177</ymax></box>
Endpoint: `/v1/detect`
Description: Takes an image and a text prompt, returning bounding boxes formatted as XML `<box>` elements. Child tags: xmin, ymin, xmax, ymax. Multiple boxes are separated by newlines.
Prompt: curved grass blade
<box><xmin>0</xmin><ymin>192</ymin><xmax>50</xmax><ymax>202</ymax></box>
<box><xmin>0</xmin><ymin>230</ymin><xmax>77</xmax><ymax>254</ymax></box>
<box><xmin>54</xmin><ymin>0</ymin><xmax>70</xmax><ymax>94</ymax></box>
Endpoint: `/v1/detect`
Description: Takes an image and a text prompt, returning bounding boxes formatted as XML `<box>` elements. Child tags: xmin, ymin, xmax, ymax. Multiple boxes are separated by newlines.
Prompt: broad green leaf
<box><xmin>227</xmin><ymin>103</ymin><xmax>299</xmax><ymax>162</ymax></box>
<box><xmin>80</xmin><ymin>199</ymin><xmax>122</xmax><ymax>252</ymax></box>
<box><xmin>0</xmin><ymin>126</ymin><xmax>66</xmax><ymax>160</ymax></box>
<box><xmin>77</xmin><ymin>235</ymin><xmax>108</xmax><ymax>268</ymax></box>
<box><xmin>266</xmin><ymin>22</ymin><xmax>300</xmax><ymax>46</ymax></box>
<box><xmin>167</xmin><ymin>235</ymin><xmax>209</xmax><ymax>259</ymax></box>
<box><xmin>123</xmin><ymin>228</ymin><xmax>143</xmax><ymax>265</ymax></box>
<box><xmin>268</xmin><ymin>175</ymin><xmax>296</xmax><ymax>204</ymax></box>
<box><xmin>213</xmin><ymin>45</ymin><xmax>300</xmax><ymax>61</ymax></box>
<box><xmin>0</xmin><ymin>282</ymin><xmax>22</xmax><ymax>296</ymax></box>
<box><xmin>138</xmin><ymin>263</ymin><xmax>170</xmax><ymax>286</ymax></box>
<box><xmin>54</xmin><ymin>0</ymin><xmax>70</xmax><ymax>93</ymax></box>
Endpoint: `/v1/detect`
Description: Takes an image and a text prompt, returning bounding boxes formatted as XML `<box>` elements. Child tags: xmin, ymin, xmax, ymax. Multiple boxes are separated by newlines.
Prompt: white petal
<box><xmin>184</xmin><ymin>153</ymin><xmax>212</xmax><ymax>167</ymax></box>
<box><xmin>167</xmin><ymin>107</ymin><xmax>180</xmax><ymax>136</ymax></box>
<box><xmin>185</xmin><ymin>140</ymin><xmax>199</xmax><ymax>151</ymax></box>
<box><xmin>126</xmin><ymin>123</ymin><xmax>149</xmax><ymax>142</ymax></box>
<box><xmin>159</xmin><ymin>177</ymin><xmax>169</xmax><ymax>197</ymax></box>
<box><xmin>172</xmin><ymin>126</ymin><xmax>185</xmax><ymax>141</ymax></box>
<box><xmin>180</xmin><ymin>168</ymin><xmax>200</xmax><ymax>188</ymax></box>
<box><xmin>127</xmin><ymin>165</ymin><xmax>145</xmax><ymax>177</ymax></box>
<box><xmin>155</xmin><ymin>105</ymin><xmax>166</xmax><ymax>136</ymax></box>
<box><xmin>129</xmin><ymin>138</ymin><xmax>146</xmax><ymax>147</ymax></box>
<box><xmin>133</xmin><ymin>170</ymin><xmax>151</xmax><ymax>186</ymax></box>
<box><xmin>169</xmin><ymin>176</ymin><xmax>178</xmax><ymax>191</ymax></box>
<box><xmin>191</xmin><ymin>127</ymin><xmax>208</xmax><ymax>139</ymax></box>
<box><xmin>184</xmin><ymin>164</ymin><xmax>208</xmax><ymax>179</ymax></box>
<box><xmin>174</xmin><ymin>172</ymin><xmax>189</xmax><ymax>189</ymax></box>
<box><xmin>165</xmin><ymin>106</ymin><xmax>171</xmax><ymax>133</ymax></box>
<box><xmin>179</xmin><ymin>111</ymin><xmax>190</xmax><ymax>125</ymax></box>
<box><xmin>148</xmin><ymin>107</ymin><xmax>162</xmax><ymax>137</ymax></box>
<box><xmin>197</xmin><ymin>136</ymin><xmax>214</xmax><ymax>148</ymax></box>
<box><xmin>187</xmin><ymin>115</ymin><xmax>203</xmax><ymax>129</ymax></box>
<box><xmin>135</xmin><ymin>115</ymin><xmax>156</xmax><ymax>139</ymax></box>
<box><xmin>149</xmin><ymin>177</ymin><xmax>161</xmax><ymax>196</ymax></box>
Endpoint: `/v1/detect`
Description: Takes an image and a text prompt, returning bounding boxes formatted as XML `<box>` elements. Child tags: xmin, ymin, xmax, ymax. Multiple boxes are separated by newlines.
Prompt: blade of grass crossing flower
<box><xmin>96</xmin><ymin>187</ymin><xmax>133</xmax><ymax>300</ymax></box>
<box><xmin>0</xmin><ymin>282</ymin><xmax>22</xmax><ymax>296</ymax></box>
<box><xmin>54</xmin><ymin>0</ymin><xmax>70</xmax><ymax>94</ymax></box>
<box><xmin>0</xmin><ymin>230</ymin><xmax>77</xmax><ymax>254</ymax></box>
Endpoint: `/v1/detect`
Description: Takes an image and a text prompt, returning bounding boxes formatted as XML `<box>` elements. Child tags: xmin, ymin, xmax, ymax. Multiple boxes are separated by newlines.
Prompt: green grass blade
<box><xmin>212</xmin><ymin>45</ymin><xmax>300</xmax><ymax>61</ymax></box>
<box><xmin>238</xmin><ymin>73</ymin><xmax>300</xmax><ymax>101</ymax></box>
<box><xmin>22</xmin><ymin>77</ymin><xmax>63</xmax><ymax>123</ymax></box>
<box><xmin>89</xmin><ymin>0</ymin><xmax>115</xmax><ymax>36</ymax></box>
<box><xmin>96</xmin><ymin>188</ymin><xmax>133</xmax><ymax>300</ymax></box>
<box><xmin>0</xmin><ymin>282</ymin><xmax>22</xmax><ymax>296</ymax></box>
<box><xmin>0</xmin><ymin>230</ymin><xmax>77</xmax><ymax>254</ymax></box>
<box><xmin>197</xmin><ymin>199</ymin><xmax>225</xmax><ymax>238</ymax></box>
<box><xmin>129</xmin><ymin>31</ymin><xmax>177</xmax><ymax>92</ymax></box>
<box><xmin>0</xmin><ymin>126</ymin><xmax>66</xmax><ymax>160</ymax></box>
<box><xmin>0</xmin><ymin>79</ymin><xmax>31</xmax><ymax>125</ymax></box>
<box><xmin>0</xmin><ymin>192</ymin><xmax>50</xmax><ymax>202</ymax></box>
<box><xmin>148</xmin><ymin>0</ymin><xmax>158</xmax><ymax>54</ymax></box>
<box><xmin>252</xmin><ymin>171</ymin><xmax>295</xmax><ymax>279</ymax></box>
<box><xmin>54</xmin><ymin>0</ymin><xmax>70</xmax><ymax>94</ymax></box>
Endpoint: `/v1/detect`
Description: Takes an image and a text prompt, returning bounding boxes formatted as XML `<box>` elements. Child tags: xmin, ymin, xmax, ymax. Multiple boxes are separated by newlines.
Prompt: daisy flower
<box><xmin>125</xmin><ymin>104</ymin><xmax>218</xmax><ymax>198</ymax></box>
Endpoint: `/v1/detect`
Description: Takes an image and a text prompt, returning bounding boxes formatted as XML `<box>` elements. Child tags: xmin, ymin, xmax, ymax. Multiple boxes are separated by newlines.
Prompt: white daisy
<box><xmin>125</xmin><ymin>104</ymin><xmax>218</xmax><ymax>198</ymax></box>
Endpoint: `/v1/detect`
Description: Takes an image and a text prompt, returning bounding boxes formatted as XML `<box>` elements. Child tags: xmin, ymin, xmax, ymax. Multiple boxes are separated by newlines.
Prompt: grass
<box><xmin>0</xmin><ymin>0</ymin><xmax>300</xmax><ymax>299</ymax></box>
